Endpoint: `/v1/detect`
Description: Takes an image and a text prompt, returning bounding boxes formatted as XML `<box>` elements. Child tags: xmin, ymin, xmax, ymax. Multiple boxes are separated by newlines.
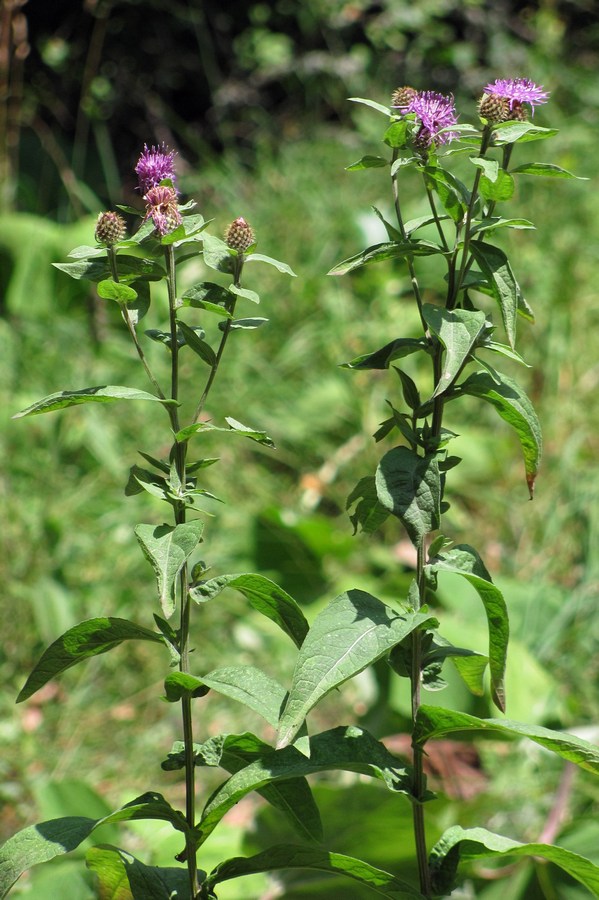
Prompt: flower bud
<box><xmin>508</xmin><ymin>101</ymin><xmax>528</xmax><ymax>121</ymax></box>
<box><xmin>478</xmin><ymin>93</ymin><xmax>510</xmax><ymax>124</ymax></box>
<box><xmin>224</xmin><ymin>217</ymin><xmax>255</xmax><ymax>252</ymax></box>
<box><xmin>391</xmin><ymin>85</ymin><xmax>418</xmax><ymax>112</ymax></box>
<box><xmin>95</xmin><ymin>211</ymin><xmax>126</xmax><ymax>246</ymax></box>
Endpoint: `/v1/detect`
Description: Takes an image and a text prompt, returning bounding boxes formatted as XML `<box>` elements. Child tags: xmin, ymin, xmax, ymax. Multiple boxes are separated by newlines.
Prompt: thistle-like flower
<box><xmin>95</xmin><ymin>211</ymin><xmax>126</xmax><ymax>246</ymax></box>
<box><xmin>481</xmin><ymin>78</ymin><xmax>549</xmax><ymax>118</ymax></box>
<box><xmin>224</xmin><ymin>217</ymin><xmax>255</xmax><ymax>252</ymax></box>
<box><xmin>408</xmin><ymin>90</ymin><xmax>458</xmax><ymax>148</ymax></box>
<box><xmin>143</xmin><ymin>185</ymin><xmax>182</xmax><ymax>236</ymax></box>
<box><xmin>135</xmin><ymin>143</ymin><xmax>177</xmax><ymax>195</ymax></box>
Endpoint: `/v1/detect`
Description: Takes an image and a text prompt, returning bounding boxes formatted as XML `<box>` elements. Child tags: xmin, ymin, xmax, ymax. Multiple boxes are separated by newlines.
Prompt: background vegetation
<box><xmin>1</xmin><ymin>0</ymin><xmax>599</xmax><ymax>896</ymax></box>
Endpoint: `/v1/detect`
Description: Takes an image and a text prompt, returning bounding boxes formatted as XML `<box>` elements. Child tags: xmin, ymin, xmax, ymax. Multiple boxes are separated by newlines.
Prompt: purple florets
<box><xmin>482</xmin><ymin>78</ymin><xmax>549</xmax><ymax>115</ymax></box>
<box><xmin>407</xmin><ymin>90</ymin><xmax>458</xmax><ymax>148</ymax></box>
<box><xmin>135</xmin><ymin>143</ymin><xmax>177</xmax><ymax>195</ymax></box>
<box><xmin>142</xmin><ymin>185</ymin><xmax>182</xmax><ymax>236</ymax></box>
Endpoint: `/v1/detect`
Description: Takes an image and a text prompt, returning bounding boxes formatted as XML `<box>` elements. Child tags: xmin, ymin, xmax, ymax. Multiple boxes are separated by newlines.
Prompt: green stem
<box><xmin>391</xmin><ymin>150</ymin><xmax>428</xmax><ymax>336</ymax></box>
<box><xmin>107</xmin><ymin>248</ymin><xmax>166</xmax><ymax>400</ymax></box>
<box><xmin>165</xmin><ymin>244</ymin><xmax>198</xmax><ymax>897</ymax></box>
<box><xmin>192</xmin><ymin>255</ymin><xmax>243</xmax><ymax>425</ymax></box>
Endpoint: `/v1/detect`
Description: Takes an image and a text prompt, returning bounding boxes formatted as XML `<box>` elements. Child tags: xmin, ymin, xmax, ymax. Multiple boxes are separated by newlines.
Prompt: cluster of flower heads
<box><xmin>391</xmin><ymin>78</ymin><xmax>548</xmax><ymax>149</ymax></box>
<box><xmin>135</xmin><ymin>143</ymin><xmax>182</xmax><ymax>236</ymax></box>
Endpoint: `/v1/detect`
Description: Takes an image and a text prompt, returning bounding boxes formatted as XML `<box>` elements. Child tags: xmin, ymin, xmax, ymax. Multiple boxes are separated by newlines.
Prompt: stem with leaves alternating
<box><xmin>164</xmin><ymin>244</ymin><xmax>198</xmax><ymax>897</ymax></box>
<box><xmin>391</xmin><ymin>150</ymin><xmax>428</xmax><ymax>336</ymax></box>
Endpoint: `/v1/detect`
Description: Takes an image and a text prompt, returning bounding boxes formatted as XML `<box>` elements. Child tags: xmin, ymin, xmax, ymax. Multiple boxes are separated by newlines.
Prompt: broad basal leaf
<box><xmin>135</xmin><ymin>520</ymin><xmax>204</xmax><ymax>618</ymax></box>
<box><xmin>414</xmin><ymin>707</ymin><xmax>599</xmax><ymax>774</ymax></box>
<box><xmin>375</xmin><ymin>447</ymin><xmax>441</xmax><ymax>546</ymax></box>
<box><xmin>426</xmin><ymin>544</ymin><xmax>508</xmax><ymax>711</ymax></box>
<box><xmin>14</xmin><ymin>386</ymin><xmax>176</xmax><ymax>418</ymax></box>
<box><xmin>429</xmin><ymin>826</ymin><xmax>599</xmax><ymax>897</ymax></box>
<box><xmin>17</xmin><ymin>618</ymin><xmax>164</xmax><ymax>702</ymax></box>
<box><xmin>189</xmin><ymin>573</ymin><xmax>308</xmax><ymax>648</ymax></box>
<box><xmin>422</xmin><ymin>305</ymin><xmax>486</xmax><ymax>399</ymax></box>
<box><xmin>205</xmin><ymin>844</ymin><xmax>425</xmax><ymax>898</ymax></box>
<box><xmin>453</xmin><ymin>369</ymin><xmax>542</xmax><ymax>497</ymax></box>
<box><xmin>277</xmin><ymin>590</ymin><xmax>436</xmax><ymax>748</ymax></box>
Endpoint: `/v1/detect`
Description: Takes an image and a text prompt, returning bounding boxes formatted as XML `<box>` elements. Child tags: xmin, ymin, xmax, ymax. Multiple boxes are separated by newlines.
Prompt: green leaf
<box><xmin>492</xmin><ymin>122</ymin><xmax>559</xmax><ymax>144</ymax></box>
<box><xmin>189</xmin><ymin>573</ymin><xmax>308</xmax><ymax>648</ymax></box>
<box><xmin>174</xmin><ymin>419</ymin><xmax>275</xmax><ymax>448</ymax></box>
<box><xmin>478</xmin><ymin>169</ymin><xmax>515</xmax><ymax>201</ymax></box>
<box><xmin>348</xmin><ymin>96</ymin><xmax>394</xmax><ymax>116</ymax></box>
<box><xmin>96</xmin><ymin>279</ymin><xmax>138</xmax><ymax>303</ymax></box>
<box><xmin>469</xmin><ymin>156</ymin><xmax>499</xmax><ymax>181</ymax></box>
<box><xmin>422</xmin><ymin>305</ymin><xmax>486</xmax><ymax>399</ymax></box>
<box><xmin>176</xmin><ymin>320</ymin><xmax>217</xmax><ymax>366</ymax></box>
<box><xmin>134</xmin><ymin>520</ymin><xmax>204</xmax><ymax>618</ymax></box>
<box><xmin>125</xmin><ymin>465</ymin><xmax>170</xmax><ymax>501</ymax></box>
<box><xmin>277</xmin><ymin>590</ymin><xmax>436</xmax><ymax>748</ymax></box>
<box><xmin>404</xmin><ymin>213</ymin><xmax>450</xmax><ymax>235</ymax></box>
<box><xmin>226</xmin><ymin>316</ymin><xmax>268</xmax><ymax>330</ymax></box>
<box><xmin>180</xmin><ymin>281</ymin><xmax>233</xmax><ymax>316</ymax></box>
<box><xmin>13</xmin><ymin>385</ymin><xmax>176</xmax><ymax>418</ymax></box>
<box><xmin>423</xmin><ymin>167</ymin><xmax>467</xmax><ymax>222</ymax></box>
<box><xmin>383</xmin><ymin>120</ymin><xmax>411</xmax><ymax>149</ymax></box>
<box><xmin>0</xmin><ymin>794</ymin><xmax>189</xmax><ymax>898</ymax></box>
<box><xmin>454</xmin><ymin>369</ymin><xmax>542</xmax><ymax>497</ymax></box>
<box><xmin>415</xmin><ymin>707</ymin><xmax>599</xmax><ymax>774</ymax></box>
<box><xmin>163</xmin><ymin>672</ymin><xmax>210</xmax><ymax>702</ymax></box>
<box><xmin>346</xmin><ymin>476</ymin><xmax>391</xmax><ymax>535</ymax></box>
<box><xmin>429</xmin><ymin>826</ymin><xmax>599</xmax><ymax>897</ymax></box>
<box><xmin>346</xmin><ymin>155</ymin><xmax>388</xmax><ymax>171</ymax></box>
<box><xmin>375</xmin><ymin>448</ymin><xmax>441</xmax><ymax>546</ymax></box>
<box><xmin>86</xmin><ymin>845</ymin><xmax>192</xmax><ymax>900</ymax></box>
<box><xmin>68</xmin><ymin>244</ymin><xmax>108</xmax><ymax>259</ymax></box>
<box><xmin>469</xmin><ymin>241</ymin><xmax>521</xmax><ymax>349</ymax></box>
<box><xmin>426</xmin><ymin>545</ymin><xmax>508</xmax><ymax>711</ymax></box>
<box><xmin>342</xmin><ymin>338</ymin><xmax>428</xmax><ymax>370</ymax></box>
<box><xmin>200</xmin><ymin>727</ymin><xmax>416</xmax><ymax>847</ymax></box>
<box><xmin>17</xmin><ymin>618</ymin><xmax>164</xmax><ymax>702</ymax></box>
<box><xmin>511</xmin><ymin>161</ymin><xmax>587</xmax><ymax>179</ymax></box>
<box><xmin>228</xmin><ymin>283</ymin><xmax>260</xmax><ymax>303</ymax></box>
<box><xmin>423</xmin><ymin>636</ymin><xmax>488</xmax><ymax>697</ymax></box>
<box><xmin>471</xmin><ymin>217</ymin><xmax>535</xmax><ymax>235</ymax></box>
<box><xmin>243</xmin><ymin>253</ymin><xmax>296</xmax><ymax>276</ymax></box>
<box><xmin>205</xmin><ymin>844</ymin><xmax>425</xmax><ymax>898</ymax></box>
<box><xmin>53</xmin><ymin>256</ymin><xmax>164</xmax><ymax>283</ymax></box>
<box><xmin>201</xmin><ymin>232</ymin><xmax>234</xmax><ymax>273</ymax></box>
<box><xmin>328</xmin><ymin>241</ymin><xmax>442</xmax><ymax>276</ymax></box>
<box><xmin>196</xmin><ymin>666</ymin><xmax>288</xmax><ymax>727</ymax></box>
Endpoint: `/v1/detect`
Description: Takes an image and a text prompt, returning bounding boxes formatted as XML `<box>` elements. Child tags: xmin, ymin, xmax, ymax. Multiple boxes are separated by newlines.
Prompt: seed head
<box><xmin>391</xmin><ymin>85</ymin><xmax>418</xmax><ymax>112</ymax></box>
<box><xmin>224</xmin><ymin>217</ymin><xmax>255</xmax><ymax>252</ymax></box>
<box><xmin>143</xmin><ymin>185</ymin><xmax>182</xmax><ymax>236</ymax></box>
<box><xmin>95</xmin><ymin>211</ymin><xmax>126</xmax><ymax>246</ymax></box>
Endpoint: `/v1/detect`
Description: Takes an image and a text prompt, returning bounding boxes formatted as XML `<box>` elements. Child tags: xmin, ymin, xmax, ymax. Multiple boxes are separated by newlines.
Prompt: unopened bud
<box><xmin>224</xmin><ymin>217</ymin><xmax>255</xmax><ymax>252</ymax></box>
<box><xmin>508</xmin><ymin>101</ymin><xmax>528</xmax><ymax>121</ymax></box>
<box><xmin>391</xmin><ymin>85</ymin><xmax>418</xmax><ymax>112</ymax></box>
<box><xmin>478</xmin><ymin>93</ymin><xmax>510</xmax><ymax>124</ymax></box>
<box><xmin>95</xmin><ymin>211</ymin><xmax>126</xmax><ymax>246</ymax></box>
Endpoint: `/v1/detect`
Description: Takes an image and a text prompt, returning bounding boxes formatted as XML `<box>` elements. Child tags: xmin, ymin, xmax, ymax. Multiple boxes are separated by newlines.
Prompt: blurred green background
<box><xmin>1</xmin><ymin>1</ymin><xmax>599</xmax><ymax>897</ymax></box>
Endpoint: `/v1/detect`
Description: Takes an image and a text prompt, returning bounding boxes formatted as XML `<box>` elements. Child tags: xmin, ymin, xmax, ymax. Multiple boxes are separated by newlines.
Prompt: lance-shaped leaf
<box><xmin>193</xmin><ymin>666</ymin><xmax>288</xmax><ymax>727</ymax></box>
<box><xmin>349</xmin><ymin>96</ymin><xmax>395</xmax><ymax>116</ymax></box>
<box><xmin>201</xmin><ymin>232</ymin><xmax>234</xmax><ymax>273</ymax></box>
<box><xmin>13</xmin><ymin>386</ymin><xmax>176</xmax><ymax>418</ymax></box>
<box><xmin>469</xmin><ymin>240</ymin><xmax>521</xmax><ymax>348</ymax></box>
<box><xmin>0</xmin><ymin>793</ymin><xmax>188</xmax><ymax>899</ymax></box>
<box><xmin>135</xmin><ymin>520</ymin><xmax>204</xmax><ymax>618</ymax></box>
<box><xmin>346</xmin><ymin>476</ymin><xmax>390</xmax><ymax>535</ymax></box>
<box><xmin>375</xmin><ymin>447</ymin><xmax>441</xmax><ymax>547</ymax></box>
<box><xmin>426</xmin><ymin>545</ymin><xmax>508</xmax><ymax>711</ymax></box>
<box><xmin>243</xmin><ymin>253</ymin><xmax>296</xmax><ymax>276</ymax></box>
<box><xmin>422</xmin><ymin>167</ymin><xmax>467</xmax><ymax>223</ymax></box>
<box><xmin>190</xmin><ymin>573</ymin><xmax>308</xmax><ymax>648</ymax></box>
<box><xmin>53</xmin><ymin>255</ymin><xmax>164</xmax><ymax>283</ymax></box>
<box><xmin>228</xmin><ymin>283</ymin><xmax>260</xmax><ymax>303</ymax></box>
<box><xmin>175</xmin><ymin>418</ymin><xmax>275</xmax><ymax>448</ymax></box>
<box><xmin>96</xmin><ymin>279</ymin><xmax>138</xmax><ymax>303</ymax></box>
<box><xmin>414</xmin><ymin>706</ymin><xmax>599</xmax><ymax>775</ymax></box>
<box><xmin>452</xmin><ymin>369</ymin><xmax>542</xmax><ymax>497</ymax></box>
<box><xmin>166</xmin><ymin>731</ymin><xmax>322</xmax><ymax>844</ymax></box>
<box><xmin>492</xmin><ymin>122</ymin><xmax>559</xmax><ymax>144</ymax></box>
<box><xmin>198</xmin><ymin>727</ymin><xmax>415</xmax><ymax>848</ymax></box>
<box><xmin>422</xmin><ymin>305</ymin><xmax>486</xmax><ymax>399</ymax></box>
<box><xmin>205</xmin><ymin>844</ymin><xmax>425</xmax><ymax>899</ymax></box>
<box><xmin>86</xmin><ymin>845</ymin><xmax>193</xmax><ymax>900</ymax></box>
<box><xmin>176</xmin><ymin>319</ymin><xmax>217</xmax><ymax>366</ymax></box>
<box><xmin>17</xmin><ymin>618</ymin><xmax>164</xmax><ymax>702</ymax></box>
<box><xmin>328</xmin><ymin>240</ymin><xmax>442</xmax><ymax>277</ymax></box>
<box><xmin>429</xmin><ymin>826</ymin><xmax>599</xmax><ymax>897</ymax></box>
<box><xmin>511</xmin><ymin>162</ymin><xmax>587</xmax><ymax>179</ymax></box>
<box><xmin>342</xmin><ymin>337</ymin><xmax>428</xmax><ymax>370</ymax></box>
<box><xmin>478</xmin><ymin>169</ymin><xmax>515</xmax><ymax>202</ymax></box>
<box><xmin>346</xmin><ymin>155</ymin><xmax>388</xmax><ymax>171</ymax></box>
<box><xmin>277</xmin><ymin>590</ymin><xmax>436</xmax><ymax>748</ymax></box>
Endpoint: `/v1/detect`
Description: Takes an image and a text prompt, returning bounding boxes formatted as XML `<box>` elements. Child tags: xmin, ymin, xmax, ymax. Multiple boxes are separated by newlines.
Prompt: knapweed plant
<box><xmin>3</xmin><ymin>79</ymin><xmax>599</xmax><ymax>900</ymax></box>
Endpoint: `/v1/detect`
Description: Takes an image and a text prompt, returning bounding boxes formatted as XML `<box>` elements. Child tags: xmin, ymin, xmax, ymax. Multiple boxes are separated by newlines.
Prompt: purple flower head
<box><xmin>143</xmin><ymin>185</ymin><xmax>182</xmax><ymax>236</ymax></box>
<box><xmin>483</xmin><ymin>78</ymin><xmax>549</xmax><ymax>115</ymax></box>
<box><xmin>407</xmin><ymin>90</ymin><xmax>458</xmax><ymax>148</ymax></box>
<box><xmin>135</xmin><ymin>143</ymin><xmax>177</xmax><ymax>195</ymax></box>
